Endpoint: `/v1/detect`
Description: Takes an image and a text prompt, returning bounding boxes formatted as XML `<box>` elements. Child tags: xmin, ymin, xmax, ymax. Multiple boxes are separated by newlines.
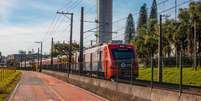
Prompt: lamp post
<box><xmin>35</xmin><ymin>41</ymin><xmax>43</xmax><ymax>72</ymax></box>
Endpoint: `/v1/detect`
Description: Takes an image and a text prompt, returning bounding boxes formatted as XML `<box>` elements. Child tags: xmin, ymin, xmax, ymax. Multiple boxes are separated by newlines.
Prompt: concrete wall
<box><xmin>43</xmin><ymin>70</ymin><xmax>201</xmax><ymax>101</ymax></box>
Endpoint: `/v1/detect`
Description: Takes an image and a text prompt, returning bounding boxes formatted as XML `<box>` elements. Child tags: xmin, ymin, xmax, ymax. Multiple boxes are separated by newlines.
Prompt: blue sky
<box><xmin>0</xmin><ymin>0</ymin><xmax>189</xmax><ymax>56</ymax></box>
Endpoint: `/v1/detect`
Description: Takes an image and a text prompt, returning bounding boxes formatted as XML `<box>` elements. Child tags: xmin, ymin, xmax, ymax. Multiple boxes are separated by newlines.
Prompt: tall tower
<box><xmin>97</xmin><ymin>0</ymin><xmax>113</xmax><ymax>44</ymax></box>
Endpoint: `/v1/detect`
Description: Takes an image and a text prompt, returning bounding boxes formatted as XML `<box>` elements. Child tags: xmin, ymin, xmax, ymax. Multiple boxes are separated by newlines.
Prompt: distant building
<box><xmin>7</xmin><ymin>53</ymin><xmax>40</xmax><ymax>62</ymax></box>
<box><xmin>97</xmin><ymin>0</ymin><xmax>113</xmax><ymax>43</ymax></box>
<box><xmin>7</xmin><ymin>54</ymin><xmax>23</xmax><ymax>62</ymax></box>
<box><xmin>0</xmin><ymin>52</ymin><xmax>6</xmax><ymax>66</ymax></box>
<box><xmin>6</xmin><ymin>53</ymin><xmax>49</xmax><ymax>62</ymax></box>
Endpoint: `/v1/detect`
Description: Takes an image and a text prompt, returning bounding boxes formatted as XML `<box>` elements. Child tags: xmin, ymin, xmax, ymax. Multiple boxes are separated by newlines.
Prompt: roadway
<box><xmin>8</xmin><ymin>71</ymin><xmax>107</xmax><ymax>101</ymax></box>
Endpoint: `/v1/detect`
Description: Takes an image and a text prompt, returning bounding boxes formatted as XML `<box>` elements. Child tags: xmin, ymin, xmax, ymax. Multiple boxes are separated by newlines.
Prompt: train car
<box><xmin>39</xmin><ymin>56</ymin><xmax>68</xmax><ymax>71</ymax></box>
<box><xmin>77</xmin><ymin>43</ymin><xmax>139</xmax><ymax>80</ymax></box>
<box><xmin>20</xmin><ymin>61</ymin><xmax>32</xmax><ymax>68</ymax></box>
<box><xmin>20</xmin><ymin>60</ymin><xmax>36</xmax><ymax>71</ymax></box>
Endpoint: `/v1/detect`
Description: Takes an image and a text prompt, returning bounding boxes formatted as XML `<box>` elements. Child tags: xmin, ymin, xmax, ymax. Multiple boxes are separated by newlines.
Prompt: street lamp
<box><xmin>35</xmin><ymin>41</ymin><xmax>43</xmax><ymax>72</ymax></box>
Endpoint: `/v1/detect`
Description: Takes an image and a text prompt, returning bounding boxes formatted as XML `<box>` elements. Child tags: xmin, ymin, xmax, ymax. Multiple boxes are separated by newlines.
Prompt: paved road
<box><xmin>9</xmin><ymin>71</ymin><xmax>106</xmax><ymax>101</ymax></box>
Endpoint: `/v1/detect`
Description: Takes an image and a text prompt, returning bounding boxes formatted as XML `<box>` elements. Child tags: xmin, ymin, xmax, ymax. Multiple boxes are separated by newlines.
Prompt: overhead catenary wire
<box><xmin>159</xmin><ymin>0</ymin><xmax>189</xmax><ymax>14</ymax></box>
<box><xmin>58</xmin><ymin>0</ymin><xmax>73</xmax><ymax>11</ymax></box>
<box><xmin>23</xmin><ymin>0</ymin><xmax>82</xmax><ymax>54</ymax></box>
<box><xmin>26</xmin><ymin>0</ymin><xmax>191</xmax><ymax>54</ymax></box>
<box><xmin>41</xmin><ymin>14</ymin><xmax>58</xmax><ymax>42</ymax></box>
<box><xmin>83</xmin><ymin>0</ymin><xmax>190</xmax><ymax>45</ymax></box>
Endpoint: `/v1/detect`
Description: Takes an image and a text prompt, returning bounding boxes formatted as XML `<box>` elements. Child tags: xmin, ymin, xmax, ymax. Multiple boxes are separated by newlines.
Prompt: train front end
<box><xmin>107</xmin><ymin>44</ymin><xmax>138</xmax><ymax>80</ymax></box>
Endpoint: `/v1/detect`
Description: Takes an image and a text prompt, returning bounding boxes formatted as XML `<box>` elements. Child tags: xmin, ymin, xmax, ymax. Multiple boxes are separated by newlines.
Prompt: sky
<box><xmin>0</xmin><ymin>0</ymin><xmax>190</xmax><ymax>56</ymax></box>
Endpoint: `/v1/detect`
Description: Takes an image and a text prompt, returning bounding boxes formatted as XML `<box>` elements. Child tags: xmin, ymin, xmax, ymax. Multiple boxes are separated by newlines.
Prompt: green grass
<box><xmin>0</xmin><ymin>69</ymin><xmax>21</xmax><ymax>100</ymax></box>
<box><xmin>137</xmin><ymin>67</ymin><xmax>201</xmax><ymax>87</ymax></box>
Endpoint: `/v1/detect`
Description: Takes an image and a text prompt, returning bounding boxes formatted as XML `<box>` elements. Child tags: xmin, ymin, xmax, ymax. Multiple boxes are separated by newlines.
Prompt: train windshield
<box><xmin>111</xmin><ymin>48</ymin><xmax>134</xmax><ymax>60</ymax></box>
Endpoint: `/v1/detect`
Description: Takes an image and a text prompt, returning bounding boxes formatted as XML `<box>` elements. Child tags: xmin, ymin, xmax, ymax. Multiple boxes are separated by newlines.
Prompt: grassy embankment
<box><xmin>0</xmin><ymin>68</ymin><xmax>21</xmax><ymax>101</ymax></box>
<box><xmin>138</xmin><ymin>67</ymin><xmax>201</xmax><ymax>87</ymax></box>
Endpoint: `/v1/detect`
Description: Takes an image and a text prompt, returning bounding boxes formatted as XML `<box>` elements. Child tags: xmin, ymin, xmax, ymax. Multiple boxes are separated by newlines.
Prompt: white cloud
<box><xmin>0</xmin><ymin>0</ymin><xmax>16</xmax><ymax>22</ymax></box>
<box><xmin>0</xmin><ymin>22</ymin><xmax>50</xmax><ymax>55</ymax></box>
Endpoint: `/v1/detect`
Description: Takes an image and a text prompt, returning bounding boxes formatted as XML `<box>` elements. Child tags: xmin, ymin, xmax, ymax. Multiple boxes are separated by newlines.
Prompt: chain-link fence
<box><xmin>40</xmin><ymin>55</ymin><xmax>201</xmax><ymax>95</ymax></box>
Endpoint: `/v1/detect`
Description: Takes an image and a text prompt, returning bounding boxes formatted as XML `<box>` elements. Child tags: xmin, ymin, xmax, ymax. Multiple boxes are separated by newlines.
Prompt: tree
<box><xmin>125</xmin><ymin>13</ymin><xmax>135</xmax><ymax>43</ymax></box>
<box><xmin>149</xmin><ymin>0</ymin><xmax>158</xmax><ymax>22</ymax></box>
<box><xmin>189</xmin><ymin>1</ymin><xmax>201</xmax><ymax>68</ymax></box>
<box><xmin>178</xmin><ymin>8</ymin><xmax>190</xmax><ymax>52</ymax></box>
<box><xmin>52</xmin><ymin>41</ymin><xmax>79</xmax><ymax>62</ymax></box>
<box><xmin>133</xmin><ymin>3</ymin><xmax>159</xmax><ymax>67</ymax></box>
<box><xmin>133</xmin><ymin>24</ymin><xmax>156</xmax><ymax>67</ymax></box>
<box><xmin>162</xmin><ymin>20</ymin><xmax>176</xmax><ymax>57</ymax></box>
<box><xmin>148</xmin><ymin>0</ymin><xmax>158</xmax><ymax>39</ymax></box>
<box><xmin>137</xmin><ymin>3</ymin><xmax>148</xmax><ymax>30</ymax></box>
<box><xmin>133</xmin><ymin>0</ymin><xmax>201</xmax><ymax>68</ymax></box>
<box><xmin>18</xmin><ymin>50</ymin><xmax>26</xmax><ymax>54</ymax></box>
<box><xmin>132</xmin><ymin>33</ymin><xmax>148</xmax><ymax>67</ymax></box>
<box><xmin>147</xmin><ymin>0</ymin><xmax>159</xmax><ymax>58</ymax></box>
<box><xmin>146</xmin><ymin>20</ymin><xmax>158</xmax><ymax>57</ymax></box>
<box><xmin>6</xmin><ymin>59</ymin><xmax>19</xmax><ymax>67</ymax></box>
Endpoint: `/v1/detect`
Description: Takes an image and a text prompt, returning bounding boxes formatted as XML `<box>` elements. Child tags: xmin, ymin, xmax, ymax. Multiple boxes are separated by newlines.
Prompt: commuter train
<box><xmin>78</xmin><ymin>43</ymin><xmax>139</xmax><ymax>79</ymax></box>
<box><xmin>20</xmin><ymin>60</ymin><xmax>36</xmax><ymax>71</ymax></box>
<box><xmin>21</xmin><ymin>43</ymin><xmax>139</xmax><ymax>80</ymax></box>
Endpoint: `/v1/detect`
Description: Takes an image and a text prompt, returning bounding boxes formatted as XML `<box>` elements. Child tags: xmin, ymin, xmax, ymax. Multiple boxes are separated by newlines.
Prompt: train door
<box><xmin>97</xmin><ymin>49</ymin><xmax>104</xmax><ymax>78</ymax></box>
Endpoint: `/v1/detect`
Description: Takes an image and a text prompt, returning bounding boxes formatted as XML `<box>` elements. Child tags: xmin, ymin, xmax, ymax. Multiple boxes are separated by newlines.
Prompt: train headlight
<box><xmin>121</xmin><ymin>63</ymin><xmax>126</xmax><ymax>68</ymax></box>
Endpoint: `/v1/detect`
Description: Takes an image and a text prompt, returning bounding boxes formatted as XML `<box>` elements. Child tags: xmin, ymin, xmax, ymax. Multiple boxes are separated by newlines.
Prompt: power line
<box><xmin>83</xmin><ymin>17</ymin><xmax>127</xmax><ymax>43</ymax></box>
<box><xmin>66</xmin><ymin>0</ymin><xmax>83</xmax><ymax>10</ymax></box>
<box><xmin>43</xmin><ymin>15</ymin><xmax>64</xmax><ymax>41</ymax></box>
<box><xmin>41</xmin><ymin>0</ymin><xmax>188</xmax><ymax>51</ymax></box>
<box><xmin>159</xmin><ymin>0</ymin><xmax>189</xmax><ymax>14</ymax></box>
<box><xmin>91</xmin><ymin>0</ymin><xmax>190</xmax><ymax>43</ymax></box>
<box><xmin>58</xmin><ymin>0</ymin><xmax>73</xmax><ymax>11</ymax></box>
<box><xmin>41</xmin><ymin>14</ymin><xmax>58</xmax><ymax>42</ymax></box>
<box><xmin>72</xmin><ymin>0</ymin><xmax>84</xmax><ymax>10</ymax></box>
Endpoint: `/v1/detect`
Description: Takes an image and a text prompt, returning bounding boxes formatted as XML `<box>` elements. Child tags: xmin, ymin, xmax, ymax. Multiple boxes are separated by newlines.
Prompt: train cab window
<box><xmin>111</xmin><ymin>48</ymin><xmax>134</xmax><ymax>60</ymax></box>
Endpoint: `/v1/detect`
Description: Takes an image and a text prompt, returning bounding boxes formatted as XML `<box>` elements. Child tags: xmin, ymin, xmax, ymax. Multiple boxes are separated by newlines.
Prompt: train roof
<box><xmin>83</xmin><ymin>43</ymin><xmax>135</xmax><ymax>54</ymax></box>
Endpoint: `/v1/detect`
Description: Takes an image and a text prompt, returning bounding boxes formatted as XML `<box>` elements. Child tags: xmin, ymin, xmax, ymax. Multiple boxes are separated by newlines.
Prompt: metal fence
<box><xmin>139</xmin><ymin>56</ymin><xmax>201</xmax><ymax>67</ymax></box>
<box><xmin>17</xmin><ymin>57</ymin><xmax>201</xmax><ymax>95</ymax></box>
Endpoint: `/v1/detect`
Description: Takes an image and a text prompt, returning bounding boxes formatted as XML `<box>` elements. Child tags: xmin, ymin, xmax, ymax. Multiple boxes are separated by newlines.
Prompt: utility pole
<box><xmin>57</xmin><ymin>11</ymin><xmax>74</xmax><ymax>73</ymax></box>
<box><xmin>175</xmin><ymin>0</ymin><xmax>177</xmax><ymax>20</ymax></box>
<box><xmin>51</xmin><ymin>37</ymin><xmax>54</xmax><ymax>69</ymax></box>
<box><xmin>158</xmin><ymin>15</ymin><xmax>163</xmax><ymax>83</ymax></box>
<box><xmin>79</xmin><ymin>7</ymin><xmax>84</xmax><ymax>74</ymax></box>
<box><xmin>40</xmin><ymin>42</ymin><xmax>43</xmax><ymax>72</ymax></box>
<box><xmin>25</xmin><ymin>53</ymin><xmax>27</xmax><ymax>70</ymax></box>
<box><xmin>37</xmin><ymin>48</ymin><xmax>40</xmax><ymax>71</ymax></box>
<box><xmin>69</xmin><ymin>12</ymin><xmax>73</xmax><ymax>73</ymax></box>
<box><xmin>90</xmin><ymin>40</ymin><xmax>93</xmax><ymax>77</ymax></box>
<box><xmin>20</xmin><ymin>54</ymin><xmax>22</xmax><ymax>70</ymax></box>
<box><xmin>193</xmin><ymin>21</ymin><xmax>197</xmax><ymax>70</ymax></box>
<box><xmin>35</xmin><ymin>41</ymin><xmax>43</xmax><ymax>72</ymax></box>
<box><xmin>91</xmin><ymin>40</ymin><xmax>93</xmax><ymax>46</ymax></box>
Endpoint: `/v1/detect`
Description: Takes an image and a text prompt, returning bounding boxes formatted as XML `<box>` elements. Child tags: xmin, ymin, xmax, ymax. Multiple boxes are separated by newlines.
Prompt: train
<box><xmin>21</xmin><ymin>43</ymin><xmax>139</xmax><ymax>80</ymax></box>
<box><xmin>77</xmin><ymin>43</ymin><xmax>139</xmax><ymax>80</ymax></box>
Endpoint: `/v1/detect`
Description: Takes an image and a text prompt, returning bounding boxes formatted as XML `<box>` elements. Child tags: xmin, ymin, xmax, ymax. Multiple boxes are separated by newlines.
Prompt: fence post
<box><xmin>179</xmin><ymin>48</ymin><xmax>183</xmax><ymax>95</ymax></box>
<box><xmin>0</xmin><ymin>68</ymin><xmax>2</xmax><ymax>81</ymax></box>
<box><xmin>130</xmin><ymin>59</ymin><xmax>133</xmax><ymax>84</ymax></box>
<box><xmin>151</xmin><ymin>54</ymin><xmax>154</xmax><ymax>88</ymax></box>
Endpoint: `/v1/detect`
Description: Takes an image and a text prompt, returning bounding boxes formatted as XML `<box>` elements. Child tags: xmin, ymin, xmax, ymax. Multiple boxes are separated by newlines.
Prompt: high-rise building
<box><xmin>96</xmin><ymin>0</ymin><xmax>113</xmax><ymax>44</ymax></box>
